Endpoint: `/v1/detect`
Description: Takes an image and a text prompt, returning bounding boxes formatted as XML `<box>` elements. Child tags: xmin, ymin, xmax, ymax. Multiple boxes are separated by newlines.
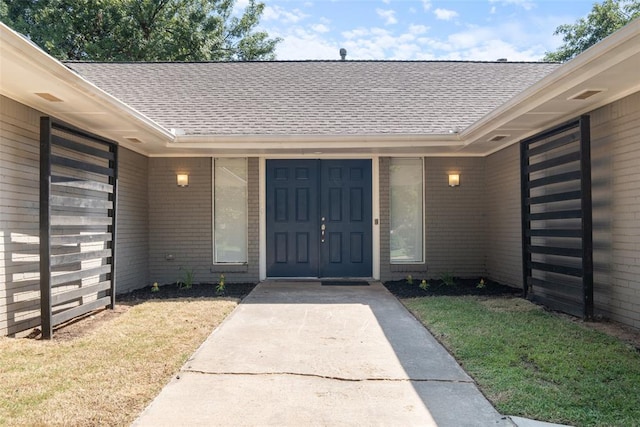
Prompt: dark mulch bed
<box><xmin>383</xmin><ymin>277</ymin><xmax>523</xmax><ymax>299</ymax></box>
<box><xmin>118</xmin><ymin>279</ymin><xmax>520</xmax><ymax>302</ymax></box>
<box><xmin>117</xmin><ymin>282</ymin><xmax>258</xmax><ymax>302</ymax></box>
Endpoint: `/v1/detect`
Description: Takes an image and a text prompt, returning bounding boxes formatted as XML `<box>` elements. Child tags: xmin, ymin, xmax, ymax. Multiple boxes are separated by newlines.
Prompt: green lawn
<box><xmin>0</xmin><ymin>299</ymin><xmax>237</xmax><ymax>426</ymax></box>
<box><xmin>403</xmin><ymin>296</ymin><xmax>640</xmax><ymax>427</ymax></box>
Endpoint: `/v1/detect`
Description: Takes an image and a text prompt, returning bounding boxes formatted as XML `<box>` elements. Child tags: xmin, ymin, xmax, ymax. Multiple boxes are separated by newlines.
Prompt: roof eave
<box><xmin>3</xmin><ymin>20</ymin><xmax>639</xmax><ymax>158</ymax></box>
<box><xmin>156</xmin><ymin>132</ymin><xmax>464</xmax><ymax>157</ymax></box>
<box><xmin>0</xmin><ymin>23</ymin><xmax>175</xmax><ymax>154</ymax></box>
<box><xmin>460</xmin><ymin>19</ymin><xmax>640</xmax><ymax>154</ymax></box>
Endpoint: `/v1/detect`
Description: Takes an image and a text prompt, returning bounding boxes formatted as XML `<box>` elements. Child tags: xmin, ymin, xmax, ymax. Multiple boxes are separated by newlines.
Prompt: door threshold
<box><xmin>321</xmin><ymin>280</ymin><xmax>370</xmax><ymax>286</ymax></box>
<box><xmin>264</xmin><ymin>277</ymin><xmax>374</xmax><ymax>281</ymax></box>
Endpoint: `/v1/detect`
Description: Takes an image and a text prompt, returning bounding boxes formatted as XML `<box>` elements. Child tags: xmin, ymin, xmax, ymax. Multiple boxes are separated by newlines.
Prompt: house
<box><xmin>1</xmin><ymin>19</ymin><xmax>640</xmax><ymax>337</ymax></box>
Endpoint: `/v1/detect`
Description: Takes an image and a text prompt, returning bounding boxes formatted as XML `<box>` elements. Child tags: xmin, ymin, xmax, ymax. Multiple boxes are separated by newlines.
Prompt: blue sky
<box><xmin>237</xmin><ymin>0</ymin><xmax>596</xmax><ymax>61</ymax></box>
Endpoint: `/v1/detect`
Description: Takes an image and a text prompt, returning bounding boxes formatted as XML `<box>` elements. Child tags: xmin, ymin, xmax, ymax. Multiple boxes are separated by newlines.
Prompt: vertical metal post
<box><xmin>108</xmin><ymin>144</ymin><xmax>118</xmax><ymax>309</ymax></box>
<box><xmin>520</xmin><ymin>139</ymin><xmax>531</xmax><ymax>299</ymax></box>
<box><xmin>580</xmin><ymin>115</ymin><xmax>594</xmax><ymax>320</ymax></box>
<box><xmin>39</xmin><ymin>117</ymin><xmax>53</xmax><ymax>339</ymax></box>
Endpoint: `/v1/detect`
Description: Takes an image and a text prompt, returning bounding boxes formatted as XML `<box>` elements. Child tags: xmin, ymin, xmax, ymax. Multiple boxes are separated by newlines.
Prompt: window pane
<box><xmin>390</xmin><ymin>158</ymin><xmax>423</xmax><ymax>263</ymax></box>
<box><xmin>214</xmin><ymin>158</ymin><xmax>247</xmax><ymax>263</ymax></box>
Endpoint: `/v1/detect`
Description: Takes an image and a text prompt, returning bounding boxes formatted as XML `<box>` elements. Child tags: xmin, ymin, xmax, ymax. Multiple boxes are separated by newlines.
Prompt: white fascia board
<box><xmin>171</xmin><ymin>133</ymin><xmax>462</xmax><ymax>150</ymax></box>
<box><xmin>461</xmin><ymin>19</ymin><xmax>640</xmax><ymax>145</ymax></box>
<box><xmin>0</xmin><ymin>23</ymin><xmax>174</xmax><ymax>144</ymax></box>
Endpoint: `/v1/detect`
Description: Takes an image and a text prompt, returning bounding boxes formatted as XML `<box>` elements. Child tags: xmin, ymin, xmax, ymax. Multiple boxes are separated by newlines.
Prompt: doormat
<box><xmin>321</xmin><ymin>281</ymin><xmax>369</xmax><ymax>286</ymax></box>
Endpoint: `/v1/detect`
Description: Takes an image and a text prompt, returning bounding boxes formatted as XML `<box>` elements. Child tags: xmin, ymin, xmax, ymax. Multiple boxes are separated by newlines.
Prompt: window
<box><xmin>390</xmin><ymin>158</ymin><xmax>424</xmax><ymax>263</ymax></box>
<box><xmin>213</xmin><ymin>158</ymin><xmax>247</xmax><ymax>263</ymax></box>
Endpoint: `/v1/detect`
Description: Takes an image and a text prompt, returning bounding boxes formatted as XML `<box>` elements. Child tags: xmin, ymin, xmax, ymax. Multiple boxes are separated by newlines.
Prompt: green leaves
<box><xmin>543</xmin><ymin>0</ymin><xmax>640</xmax><ymax>62</ymax></box>
<box><xmin>3</xmin><ymin>0</ymin><xmax>280</xmax><ymax>61</ymax></box>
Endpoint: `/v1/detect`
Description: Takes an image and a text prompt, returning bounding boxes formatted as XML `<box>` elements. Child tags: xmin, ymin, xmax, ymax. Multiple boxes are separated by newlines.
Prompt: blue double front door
<box><xmin>266</xmin><ymin>159</ymin><xmax>372</xmax><ymax>278</ymax></box>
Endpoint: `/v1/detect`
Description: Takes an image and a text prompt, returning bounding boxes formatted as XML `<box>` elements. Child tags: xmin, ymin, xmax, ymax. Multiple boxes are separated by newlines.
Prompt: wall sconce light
<box><xmin>448</xmin><ymin>173</ymin><xmax>460</xmax><ymax>187</ymax></box>
<box><xmin>177</xmin><ymin>173</ymin><xmax>189</xmax><ymax>187</ymax></box>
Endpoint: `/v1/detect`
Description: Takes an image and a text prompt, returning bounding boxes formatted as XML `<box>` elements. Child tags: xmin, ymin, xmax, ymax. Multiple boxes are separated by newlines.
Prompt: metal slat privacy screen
<box><xmin>520</xmin><ymin>116</ymin><xmax>593</xmax><ymax>319</ymax></box>
<box><xmin>40</xmin><ymin>118</ymin><xmax>118</xmax><ymax>339</ymax></box>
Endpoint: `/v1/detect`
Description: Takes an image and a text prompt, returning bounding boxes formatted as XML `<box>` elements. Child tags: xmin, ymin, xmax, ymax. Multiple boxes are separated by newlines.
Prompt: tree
<box><xmin>543</xmin><ymin>0</ymin><xmax>640</xmax><ymax>62</ymax></box>
<box><xmin>0</xmin><ymin>2</ymin><xmax>9</xmax><ymax>26</ymax></box>
<box><xmin>1</xmin><ymin>0</ymin><xmax>281</xmax><ymax>61</ymax></box>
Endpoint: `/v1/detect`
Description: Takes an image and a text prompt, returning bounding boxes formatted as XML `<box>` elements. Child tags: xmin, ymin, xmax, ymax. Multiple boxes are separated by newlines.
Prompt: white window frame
<box><xmin>212</xmin><ymin>157</ymin><xmax>248</xmax><ymax>265</ymax></box>
<box><xmin>389</xmin><ymin>157</ymin><xmax>425</xmax><ymax>264</ymax></box>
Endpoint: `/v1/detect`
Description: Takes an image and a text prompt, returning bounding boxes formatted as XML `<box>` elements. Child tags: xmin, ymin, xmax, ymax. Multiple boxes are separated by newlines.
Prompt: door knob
<box><xmin>321</xmin><ymin>223</ymin><xmax>326</xmax><ymax>242</ymax></box>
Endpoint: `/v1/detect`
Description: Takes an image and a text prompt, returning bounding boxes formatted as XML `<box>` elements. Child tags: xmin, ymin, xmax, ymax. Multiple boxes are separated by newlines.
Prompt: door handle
<box><xmin>321</xmin><ymin>223</ymin><xmax>326</xmax><ymax>243</ymax></box>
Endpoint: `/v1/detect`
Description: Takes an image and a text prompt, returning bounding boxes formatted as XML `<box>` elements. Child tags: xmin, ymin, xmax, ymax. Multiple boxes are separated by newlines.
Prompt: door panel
<box><xmin>350</xmin><ymin>232</ymin><xmax>364</xmax><ymax>263</ymax></box>
<box><xmin>266</xmin><ymin>160</ymin><xmax>319</xmax><ymax>277</ymax></box>
<box><xmin>296</xmin><ymin>233</ymin><xmax>309</xmax><ymax>263</ymax></box>
<box><xmin>295</xmin><ymin>188</ymin><xmax>309</xmax><ymax>221</ymax></box>
<box><xmin>328</xmin><ymin>232</ymin><xmax>342</xmax><ymax>263</ymax></box>
<box><xmin>319</xmin><ymin>160</ymin><xmax>372</xmax><ymax>277</ymax></box>
<box><xmin>266</xmin><ymin>159</ymin><xmax>372</xmax><ymax>277</ymax></box>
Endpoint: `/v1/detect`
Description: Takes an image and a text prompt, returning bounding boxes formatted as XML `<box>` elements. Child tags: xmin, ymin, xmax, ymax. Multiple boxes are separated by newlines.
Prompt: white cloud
<box><xmin>311</xmin><ymin>23</ymin><xmax>330</xmax><ymax>34</ymax></box>
<box><xmin>436</xmin><ymin>22</ymin><xmax>553</xmax><ymax>60</ymax></box>
<box><xmin>342</xmin><ymin>28</ymin><xmax>373</xmax><ymax>40</ymax></box>
<box><xmin>376</xmin><ymin>8</ymin><xmax>398</xmax><ymax>25</ymax></box>
<box><xmin>272</xmin><ymin>27</ymin><xmax>340</xmax><ymax>60</ymax></box>
<box><xmin>446</xmin><ymin>39</ymin><xmax>541</xmax><ymax>61</ymax></box>
<box><xmin>273</xmin><ymin>17</ymin><xmax>546</xmax><ymax>61</ymax></box>
<box><xmin>271</xmin><ymin>19</ymin><xmax>552</xmax><ymax>61</ymax></box>
<box><xmin>408</xmin><ymin>24</ymin><xmax>429</xmax><ymax>35</ymax></box>
<box><xmin>232</xmin><ymin>0</ymin><xmax>250</xmax><ymax>17</ymax></box>
<box><xmin>434</xmin><ymin>8</ymin><xmax>459</xmax><ymax>21</ymax></box>
<box><xmin>260</xmin><ymin>0</ymin><xmax>573</xmax><ymax>61</ymax></box>
<box><xmin>336</xmin><ymin>27</ymin><xmax>431</xmax><ymax>60</ymax></box>
<box><xmin>447</xmin><ymin>27</ymin><xmax>493</xmax><ymax>50</ymax></box>
<box><xmin>421</xmin><ymin>0</ymin><xmax>432</xmax><ymax>11</ymax></box>
<box><xmin>489</xmin><ymin>0</ymin><xmax>536</xmax><ymax>12</ymax></box>
<box><xmin>263</xmin><ymin>5</ymin><xmax>309</xmax><ymax>24</ymax></box>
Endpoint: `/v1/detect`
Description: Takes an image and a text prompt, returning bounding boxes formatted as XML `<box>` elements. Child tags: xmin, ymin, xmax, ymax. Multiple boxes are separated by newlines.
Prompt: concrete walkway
<box><xmin>132</xmin><ymin>281</ymin><xmax>526</xmax><ymax>426</ymax></box>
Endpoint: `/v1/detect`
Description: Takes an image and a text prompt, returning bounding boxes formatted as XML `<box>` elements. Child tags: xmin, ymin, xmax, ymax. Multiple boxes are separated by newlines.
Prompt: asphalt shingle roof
<box><xmin>66</xmin><ymin>61</ymin><xmax>560</xmax><ymax>136</ymax></box>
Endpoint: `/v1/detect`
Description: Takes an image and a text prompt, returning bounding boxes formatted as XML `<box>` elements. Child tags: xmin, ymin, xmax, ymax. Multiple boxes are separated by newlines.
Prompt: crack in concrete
<box><xmin>181</xmin><ymin>368</ymin><xmax>474</xmax><ymax>384</ymax></box>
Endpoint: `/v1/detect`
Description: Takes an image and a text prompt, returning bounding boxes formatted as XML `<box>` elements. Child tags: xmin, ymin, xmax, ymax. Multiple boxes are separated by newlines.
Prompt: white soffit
<box><xmin>0</xmin><ymin>23</ymin><xmax>173</xmax><ymax>156</ymax></box>
<box><xmin>459</xmin><ymin>19</ymin><xmax>640</xmax><ymax>156</ymax></box>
